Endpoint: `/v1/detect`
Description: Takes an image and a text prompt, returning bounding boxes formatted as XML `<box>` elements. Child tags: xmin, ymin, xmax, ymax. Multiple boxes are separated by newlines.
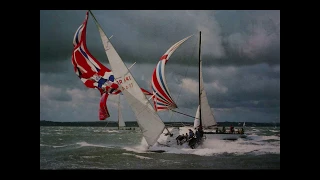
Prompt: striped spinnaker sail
<box><xmin>71</xmin><ymin>11</ymin><xmax>153</xmax><ymax>121</ymax></box>
<box><xmin>151</xmin><ymin>35</ymin><xmax>194</xmax><ymax>111</ymax></box>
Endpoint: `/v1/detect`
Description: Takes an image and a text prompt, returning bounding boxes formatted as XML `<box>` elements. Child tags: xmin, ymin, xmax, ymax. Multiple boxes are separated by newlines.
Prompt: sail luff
<box><xmin>89</xmin><ymin>10</ymin><xmax>165</xmax><ymax>146</ymax></box>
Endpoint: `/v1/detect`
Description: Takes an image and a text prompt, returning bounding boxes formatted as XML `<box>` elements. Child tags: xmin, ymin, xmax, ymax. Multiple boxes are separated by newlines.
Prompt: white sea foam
<box><xmin>123</xmin><ymin>153</ymin><xmax>152</xmax><ymax>159</ymax></box>
<box><xmin>124</xmin><ymin>127</ymin><xmax>280</xmax><ymax>156</ymax></box>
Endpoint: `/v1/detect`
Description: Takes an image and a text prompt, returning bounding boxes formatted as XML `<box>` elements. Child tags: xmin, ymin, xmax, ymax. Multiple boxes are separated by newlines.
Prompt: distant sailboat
<box><xmin>117</xmin><ymin>94</ymin><xmax>126</xmax><ymax>130</ymax></box>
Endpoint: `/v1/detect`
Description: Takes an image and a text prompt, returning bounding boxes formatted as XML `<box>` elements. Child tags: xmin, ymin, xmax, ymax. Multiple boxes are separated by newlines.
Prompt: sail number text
<box><xmin>116</xmin><ymin>75</ymin><xmax>134</xmax><ymax>90</ymax></box>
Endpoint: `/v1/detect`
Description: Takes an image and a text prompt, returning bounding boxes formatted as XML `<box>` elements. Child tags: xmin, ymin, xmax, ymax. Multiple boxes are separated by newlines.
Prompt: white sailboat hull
<box><xmin>155</xmin><ymin>126</ymin><xmax>246</xmax><ymax>149</ymax></box>
<box><xmin>204</xmin><ymin>132</ymin><xmax>246</xmax><ymax>140</ymax></box>
<box><xmin>156</xmin><ymin>127</ymin><xmax>191</xmax><ymax>148</ymax></box>
<box><xmin>169</xmin><ymin>126</ymin><xmax>245</xmax><ymax>140</ymax></box>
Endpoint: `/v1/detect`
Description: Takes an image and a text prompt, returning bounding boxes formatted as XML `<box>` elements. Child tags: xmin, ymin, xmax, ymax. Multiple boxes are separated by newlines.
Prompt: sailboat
<box><xmin>87</xmin><ymin>10</ymin><xmax>168</xmax><ymax>149</ymax></box>
<box><xmin>151</xmin><ymin>31</ymin><xmax>246</xmax><ymax>148</ymax></box>
<box><xmin>116</xmin><ymin>94</ymin><xmax>126</xmax><ymax>130</ymax></box>
<box><xmin>195</xmin><ymin>32</ymin><xmax>246</xmax><ymax>140</ymax></box>
<box><xmin>150</xmin><ymin>35</ymin><xmax>196</xmax><ymax>148</ymax></box>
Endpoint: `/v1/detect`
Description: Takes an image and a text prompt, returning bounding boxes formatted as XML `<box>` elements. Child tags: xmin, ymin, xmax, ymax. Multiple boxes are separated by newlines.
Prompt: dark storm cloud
<box><xmin>40</xmin><ymin>85</ymin><xmax>72</xmax><ymax>102</ymax></box>
<box><xmin>40</xmin><ymin>10</ymin><xmax>279</xmax><ymax>68</ymax></box>
<box><xmin>40</xmin><ymin>10</ymin><xmax>82</xmax><ymax>62</ymax></box>
<box><xmin>161</xmin><ymin>63</ymin><xmax>279</xmax><ymax>110</ymax></box>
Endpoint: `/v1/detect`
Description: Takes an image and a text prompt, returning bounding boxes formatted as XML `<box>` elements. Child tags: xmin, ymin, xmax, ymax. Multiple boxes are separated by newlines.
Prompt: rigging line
<box><xmin>170</xmin><ymin>109</ymin><xmax>199</xmax><ymax>119</ymax></box>
<box><xmin>104</xmin><ymin>120</ymin><xmax>110</xmax><ymax>127</ymax></box>
<box><xmin>168</xmin><ymin>106</ymin><xmax>175</xmax><ymax>123</ymax></box>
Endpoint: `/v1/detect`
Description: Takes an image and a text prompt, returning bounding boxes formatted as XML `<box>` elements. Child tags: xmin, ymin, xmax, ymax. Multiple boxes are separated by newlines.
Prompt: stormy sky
<box><xmin>40</xmin><ymin>10</ymin><xmax>280</xmax><ymax>123</ymax></box>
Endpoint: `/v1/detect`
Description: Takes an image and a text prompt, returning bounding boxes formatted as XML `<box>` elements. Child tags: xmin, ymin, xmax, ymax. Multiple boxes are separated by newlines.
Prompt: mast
<box><xmin>198</xmin><ymin>31</ymin><xmax>202</xmax><ymax>128</ymax></box>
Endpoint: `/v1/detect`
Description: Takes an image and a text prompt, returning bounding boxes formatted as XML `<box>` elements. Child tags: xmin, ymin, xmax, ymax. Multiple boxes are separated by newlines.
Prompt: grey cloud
<box><xmin>163</xmin><ymin>64</ymin><xmax>279</xmax><ymax>116</ymax></box>
<box><xmin>51</xmin><ymin>92</ymin><xmax>72</xmax><ymax>102</ymax></box>
<box><xmin>40</xmin><ymin>84</ymin><xmax>72</xmax><ymax>101</ymax></box>
<box><xmin>214</xmin><ymin>107</ymin><xmax>278</xmax><ymax>123</ymax></box>
<box><xmin>217</xmin><ymin>10</ymin><xmax>280</xmax><ymax>66</ymax></box>
<box><xmin>40</xmin><ymin>10</ymin><xmax>279</xmax><ymax>68</ymax></box>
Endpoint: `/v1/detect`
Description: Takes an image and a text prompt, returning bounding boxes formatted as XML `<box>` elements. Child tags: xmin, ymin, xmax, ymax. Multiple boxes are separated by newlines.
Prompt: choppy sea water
<box><xmin>40</xmin><ymin>126</ymin><xmax>280</xmax><ymax>169</ymax></box>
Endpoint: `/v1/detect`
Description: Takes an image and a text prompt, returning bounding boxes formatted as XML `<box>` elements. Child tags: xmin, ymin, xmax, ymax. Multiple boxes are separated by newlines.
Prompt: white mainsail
<box><xmin>89</xmin><ymin>11</ymin><xmax>165</xmax><ymax>146</ymax></box>
<box><xmin>196</xmin><ymin>32</ymin><xmax>217</xmax><ymax>129</ymax></box>
<box><xmin>117</xmin><ymin>94</ymin><xmax>126</xmax><ymax>128</ymax></box>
